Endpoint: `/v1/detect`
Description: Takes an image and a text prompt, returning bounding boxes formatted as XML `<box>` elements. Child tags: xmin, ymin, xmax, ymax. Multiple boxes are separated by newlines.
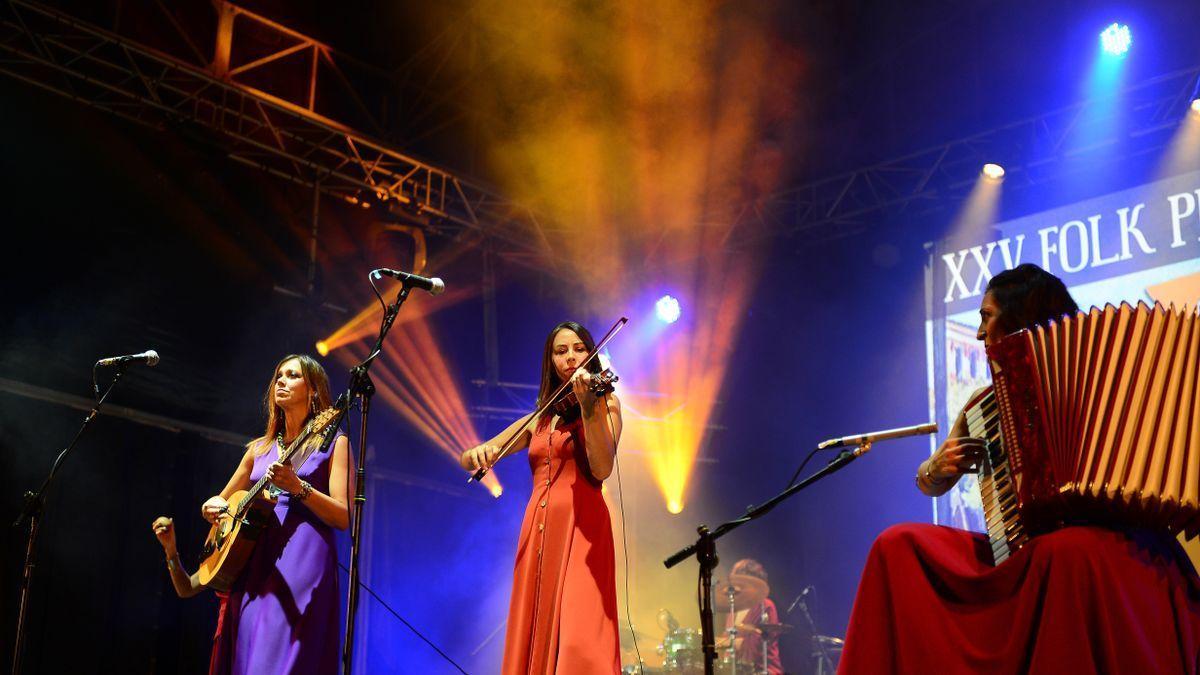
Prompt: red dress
<box><xmin>501</xmin><ymin>415</ymin><xmax>621</xmax><ymax>674</ymax></box>
<box><xmin>838</xmin><ymin>523</ymin><xmax>1200</xmax><ymax>674</ymax></box>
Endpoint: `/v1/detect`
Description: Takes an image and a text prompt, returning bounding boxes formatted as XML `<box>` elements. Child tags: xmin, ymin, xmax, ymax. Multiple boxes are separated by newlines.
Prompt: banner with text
<box><xmin>925</xmin><ymin>170</ymin><xmax>1200</xmax><ymax>531</ymax></box>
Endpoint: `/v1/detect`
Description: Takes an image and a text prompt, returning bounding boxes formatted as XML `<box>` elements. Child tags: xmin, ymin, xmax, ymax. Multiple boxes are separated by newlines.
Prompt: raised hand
<box><xmin>151</xmin><ymin>516</ymin><xmax>178</xmax><ymax>557</ymax></box>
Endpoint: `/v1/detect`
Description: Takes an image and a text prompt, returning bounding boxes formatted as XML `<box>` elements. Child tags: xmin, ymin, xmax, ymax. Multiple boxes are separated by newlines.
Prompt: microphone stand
<box><xmin>663</xmin><ymin>441</ymin><xmax>873</xmax><ymax>675</ymax></box>
<box><xmin>341</xmin><ymin>282</ymin><xmax>412</xmax><ymax>675</ymax></box>
<box><xmin>11</xmin><ymin>364</ymin><xmax>129</xmax><ymax>675</ymax></box>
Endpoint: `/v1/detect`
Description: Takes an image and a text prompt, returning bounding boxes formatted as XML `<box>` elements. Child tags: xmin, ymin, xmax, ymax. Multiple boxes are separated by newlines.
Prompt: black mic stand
<box><xmin>11</xmin><ymin>365</ymin><xmax>129</xmax><ymax>675</ymax></box>
<box><xmin>663</xmin><ymin>441</ymin><xmax>873</xmax><ymax>675</ymax></box>
<box><xmin>341</xmin><ymin>283</ymin><xmax>412</xmax><ymax>674</ymax></box>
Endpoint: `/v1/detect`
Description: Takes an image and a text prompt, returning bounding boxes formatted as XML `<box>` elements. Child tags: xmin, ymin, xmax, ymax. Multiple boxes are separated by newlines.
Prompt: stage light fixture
<box><xmin>981</xmin><ymin>163</ymin><xmax>1006</xmax><ymax>180</ymax></box>
<box><xmin>490</xmin><ymin>484</ymin><xmax>503</xmax><ymax>498</ymax></box>
<box><xmin>1191</xmin><ymin>99</ymin><xmax>1200</xmax><ymax>116</ymax></box>
<box><xmin>315</xmin><ymin>340</ymin><xmax>330</xmax><ymax>357</ymax></box>
<box><xmin>667</xmin><ymin>499</ymin><xmax>682</xmax><ymax>514</ymax></box>
<box><xmin>655</xmin><ymin>295</ymin><xmax>681</xmax><ymax>324</ymax></box>
<box><xmin>1099</xmin><ymin>23</ymin><xmax>1131</xmax><ymax>57</ymax></box>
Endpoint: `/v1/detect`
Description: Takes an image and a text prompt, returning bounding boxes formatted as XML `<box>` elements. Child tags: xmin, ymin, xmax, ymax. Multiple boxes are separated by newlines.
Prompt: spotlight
<box><xmin>1099</xmin><ymin>23</ymin><xmax>1131</xmax><ymax>57</ymax></box>
<box><xmin>490</xmin><ymin>484</ymin><xmax>503</xmax><ymax>498</ymax></box>
<box><xmin>981</xmin><ymin>163</ymin><xmax>1006</xmax><ymax>180</ymax></box>
<box><xmin>1191</xmin><ymin>99</ymin><xmax>1200</xmax><ymax>116</ymax></box>
<box><xmin>655</xmin><ymin>295</ymin><xmax>681</xmax><ymax>324</ymax></box>
<box><xmin>315</xmin><ymin>340</ymin><xmax>330</xmax><ymax>357</ymax></box>
<box><xmin>667</xmin><ymin>499</ymin><xmax>683</xmax><ymax>514</ymax></box>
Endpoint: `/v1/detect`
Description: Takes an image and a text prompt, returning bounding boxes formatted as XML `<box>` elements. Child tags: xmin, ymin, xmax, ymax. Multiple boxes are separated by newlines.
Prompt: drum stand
<box><xmin>794</xmin><ymin>592</ymin><xmax>836</xmax><ymax>675</ymax></box>
<box><xmin>760</xmin><ymin>607</ymin><xmax>770</xmax><ymax>675</ymax></box>
<box><xmin>665</xmin><ymin>441</ymin><xmax>871</xmax><ymax>675</ymax></box>
<box><xmin>723</xmin><ymin>584</ymin><xmax>740</xmax><ymax>675</ymax></box>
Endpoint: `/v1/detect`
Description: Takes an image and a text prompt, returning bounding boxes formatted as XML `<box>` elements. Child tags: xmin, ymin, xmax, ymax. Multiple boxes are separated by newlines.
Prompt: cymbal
<box><xmin>714</xmin><ymin>573</ymin><xmax>769</xmax><ymax>612</ymax></box>
<box><xmin>756</xmin><ymin>622</ymin><xmax>793</xmax><ymax>638</ymax></box>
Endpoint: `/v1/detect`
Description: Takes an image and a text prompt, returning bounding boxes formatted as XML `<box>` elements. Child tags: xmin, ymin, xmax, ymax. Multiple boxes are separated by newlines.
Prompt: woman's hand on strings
<box><xmin>266</xmin><ymin>462</ymin><xmax>302</xmax><ymax>494</ymax></box>
<box><xmin>571</xmin><ymin>369</ymin><xmax>597</xmax><ymax>411</ymax></box>
<box><xmin>463</xmin><ymin>444</ymin><xmax>501</xmax><ymax>471</ymax></box>
<box><xmin>201</xmin><ymin>495</ymin><xmax>229</xmax><ymax>524</ymax></box>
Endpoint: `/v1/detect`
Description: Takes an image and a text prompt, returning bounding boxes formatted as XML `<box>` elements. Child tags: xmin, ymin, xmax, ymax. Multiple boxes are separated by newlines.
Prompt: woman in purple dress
<box><xmin>201</xmin><ymin>354</ymin><xmax>353</xmax><ymax>674</ymax></box>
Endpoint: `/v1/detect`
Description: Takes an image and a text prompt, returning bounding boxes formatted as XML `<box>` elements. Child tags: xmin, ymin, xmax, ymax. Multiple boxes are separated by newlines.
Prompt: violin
<box><xmin>469</xmin><ymin>317</ymin><xmax>629</xmax><ymax>483</ymax></box>
<box><xmin>551</xmin><ymin>368</ymin><xmax>619</xmax><ymax>418</ymax></box>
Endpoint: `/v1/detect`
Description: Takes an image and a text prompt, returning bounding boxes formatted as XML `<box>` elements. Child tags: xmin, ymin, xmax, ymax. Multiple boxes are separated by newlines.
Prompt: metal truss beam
<box><xmin>0</xmin><ymin>0</ymin><xmax>556</xmax><ymax>266</ymax></box>
<box><xmin>753</xmin><ymin>65</ymin><xmax>1200</xmax><ymax>240</ymax></box>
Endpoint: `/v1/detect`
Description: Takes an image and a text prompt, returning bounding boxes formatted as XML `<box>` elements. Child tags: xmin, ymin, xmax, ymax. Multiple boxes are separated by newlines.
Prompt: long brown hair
<box><xmin>535</xmin><ymin>321</ymin><xmax>602</xmax><ymax>420</ymax></box>
<box><xmin>248</xmin><ymin>354</ymin><xmax>333</xmax><ymax>457</ymax></box>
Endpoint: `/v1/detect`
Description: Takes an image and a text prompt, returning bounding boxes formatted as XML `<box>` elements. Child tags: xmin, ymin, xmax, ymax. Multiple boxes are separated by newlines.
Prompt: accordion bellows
<box><xmin>967</xmin><ymin>301</ymin><xmax>1200</xmax><ymax>564</ymax></box>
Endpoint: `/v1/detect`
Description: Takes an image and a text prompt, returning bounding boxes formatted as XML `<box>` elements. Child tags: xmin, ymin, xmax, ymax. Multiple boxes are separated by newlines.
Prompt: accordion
<box><xmin>966</xmin><ymin>301</ymin><xmax>1200</xmax><ymax>565</ymax></box>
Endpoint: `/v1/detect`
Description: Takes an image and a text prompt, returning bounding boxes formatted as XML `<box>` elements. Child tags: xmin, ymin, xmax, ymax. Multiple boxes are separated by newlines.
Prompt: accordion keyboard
<box><xmin>966</xmin><ymin>387</ymin><xmax>1029</xmax><ymax>564</ymax></box>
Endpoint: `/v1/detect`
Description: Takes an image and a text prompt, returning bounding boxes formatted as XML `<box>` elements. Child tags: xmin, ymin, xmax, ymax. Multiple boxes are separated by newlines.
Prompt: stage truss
<box><xmin>746</xmin><ymin>65</ymin><xmax>1200</xmax><ymax>242</ymax></box>
<box><xmin>0</xmin><ymin>0</ymin><xmax>558</xmax><ymax>269</ymax></box>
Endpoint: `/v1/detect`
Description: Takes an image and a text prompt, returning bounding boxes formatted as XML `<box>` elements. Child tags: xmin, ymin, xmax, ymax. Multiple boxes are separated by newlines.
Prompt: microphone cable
<box><xmin>335</xmin><ymin>560</ymin><xmax>468</xmax><ymax>674</ymax></box>
<box><xmin>604</xmin><ymin>390</ymin><xmax>645</xmax><ymax>671</ymax></box>
<box><xmin>783</xmin><ymin>445</ymin><xmax>829</xmax><ymax>491</ymax></box>
<box><xmin>334</xmin><ymin>395</ymin><xmax>469</xmax><ymax>674</ymax></box>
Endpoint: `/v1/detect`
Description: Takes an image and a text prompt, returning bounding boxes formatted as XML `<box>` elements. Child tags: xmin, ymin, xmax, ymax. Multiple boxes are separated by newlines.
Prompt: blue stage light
<box><xmin>655</xmin><ymin>295</ymin><xmax>681</xmax><ymax>324</ymax></box>
<box><xmin>1099</xmin><ymin>23</ymin><xmax>1131</xmax><ymax>57</ymax></box>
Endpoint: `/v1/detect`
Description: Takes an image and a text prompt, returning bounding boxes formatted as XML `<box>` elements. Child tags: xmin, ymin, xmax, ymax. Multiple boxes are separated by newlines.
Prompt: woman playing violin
<box><xmin>460</xmin><ymin>321</ymin><xmax>623</xmax><ymax>674</ymax></box>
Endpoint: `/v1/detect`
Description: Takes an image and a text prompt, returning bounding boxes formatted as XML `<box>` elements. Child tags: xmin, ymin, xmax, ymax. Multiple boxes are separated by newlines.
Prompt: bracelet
<box><xmin>166</xmin><ymin>555</ymin><xmax>180</xmax><ymax>571</ymax></box>
<box><xmin>916</xmin><ymin>464</ymin><xmax>947</xmax><ymax>490</ymax></box>
<box><xmin>293</xmin><ymin>480</ymin><xmax>314</xmax><ymax>502</ymax></box>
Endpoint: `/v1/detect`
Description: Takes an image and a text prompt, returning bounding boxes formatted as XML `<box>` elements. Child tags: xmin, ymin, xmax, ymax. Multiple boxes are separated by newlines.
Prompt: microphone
<box><xmin>371</xmin><ymin>268</ymin><xmax>445</xmax><ymax>295</ymax></box>
<box><xmin>95</xmin><ymin>350</ymin><xmax>160</xmax><ymax>368</ymax></box>
<box><xmin>817</xmin><ymin>422</ymin><xmax>937</xmax><ymax>450</ymax></box>
<box><xmin>786</xmin><ymin>585</ymin><xmax>814</xmax><ymax>615</ymax></box>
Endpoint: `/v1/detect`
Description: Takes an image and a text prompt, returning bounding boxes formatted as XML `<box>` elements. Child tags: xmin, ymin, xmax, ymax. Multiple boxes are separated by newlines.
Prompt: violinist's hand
<box><xmin>201</xmin><ymin>496</ymin><xmax>228</xmax><ymax>524</ymax></box>
<box><xmin>571</xmin><ymin>369</ymin><xmax>598</xmax><ymax>412</ymax></box>
<box><xmin>463</xmin><ymin>444</ymin><xmax>501</xmax><ymax>471</ymax></box>
<box><xmin>266</xmin><ymin>462</ymin><xmax>303</xmax><ymax>494</ymax></box>
<box><xmin>926</xmin><ymin>436</ymin><xmax>986</xmax><ymax>480</ymax></box>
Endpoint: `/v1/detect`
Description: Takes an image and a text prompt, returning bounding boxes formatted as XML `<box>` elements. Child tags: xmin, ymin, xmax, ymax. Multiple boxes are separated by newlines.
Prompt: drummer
<box><xmin>721</xmin><ymin>559</ymin><xmax>784</xmax><ymax>674</ymax></box>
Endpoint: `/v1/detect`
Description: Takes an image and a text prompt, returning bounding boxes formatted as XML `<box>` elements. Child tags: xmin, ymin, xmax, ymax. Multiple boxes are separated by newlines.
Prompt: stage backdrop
<box><xmin>925</xmin><ymin>169</ymin><xmax>1200</xmax><ymax>531</ymax></box>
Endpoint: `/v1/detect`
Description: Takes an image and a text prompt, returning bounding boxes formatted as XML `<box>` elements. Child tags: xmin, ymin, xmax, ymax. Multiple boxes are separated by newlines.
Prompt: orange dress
<box><xmin>501</xmin><ymin>415</ymin><xmax>621</xmax><ymax>674</ymax></box>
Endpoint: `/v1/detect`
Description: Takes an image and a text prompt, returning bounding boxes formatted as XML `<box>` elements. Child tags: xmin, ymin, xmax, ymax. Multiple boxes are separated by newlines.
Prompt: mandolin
<box><xmin>196</xmin><ymin>398</ymin><xmax>346</xmax><ymax>591</ymax></box>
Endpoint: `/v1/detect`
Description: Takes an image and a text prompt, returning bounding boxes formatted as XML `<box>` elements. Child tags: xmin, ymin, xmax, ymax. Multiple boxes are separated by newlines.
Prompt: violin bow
<box><xmin>469</xmin><ymin>316</ymin><xmax>628</xmax><ymax>483</ymax></box>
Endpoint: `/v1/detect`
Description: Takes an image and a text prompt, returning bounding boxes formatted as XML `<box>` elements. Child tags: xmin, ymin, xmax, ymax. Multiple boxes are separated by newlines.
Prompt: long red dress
<box><xmin>838</xmin><ymin>523</ymin><xmax>1200</xmax><ymax>674</ymax></box>
<box><xmin>501</xmin><ymin>415</ymin><xmax>621</xmax><ymax>674</ymax></box>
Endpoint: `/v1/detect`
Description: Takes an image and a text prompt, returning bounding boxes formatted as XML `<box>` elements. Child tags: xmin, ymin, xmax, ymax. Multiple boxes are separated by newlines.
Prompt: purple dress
<box><xmin>211</xmin><ymin>433</ymin><xmax>342</xmax><ymax>675</ymax></box>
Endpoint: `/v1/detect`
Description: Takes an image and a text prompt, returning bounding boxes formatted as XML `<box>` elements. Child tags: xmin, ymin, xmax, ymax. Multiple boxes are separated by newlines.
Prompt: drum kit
<box><xmin>622</xmin><ymin>575</ymin><xmax>843</xmax><ymax>675</ymax></box>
